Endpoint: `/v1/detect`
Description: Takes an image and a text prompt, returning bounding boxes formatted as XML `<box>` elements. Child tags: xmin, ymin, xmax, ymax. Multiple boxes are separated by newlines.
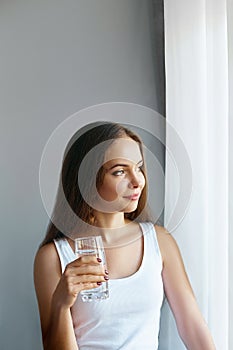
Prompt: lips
<box><xmin>123</xmin><ymin>193</ymin><xmax>141</xmax><ymax>200</ymax></box>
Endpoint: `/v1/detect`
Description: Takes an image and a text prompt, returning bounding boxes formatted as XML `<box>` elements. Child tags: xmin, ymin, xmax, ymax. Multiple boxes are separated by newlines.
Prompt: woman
<box><xmin>34</xmin><ymin>122</ymin><xmax>215</xmax><ymax>349</ymax></box>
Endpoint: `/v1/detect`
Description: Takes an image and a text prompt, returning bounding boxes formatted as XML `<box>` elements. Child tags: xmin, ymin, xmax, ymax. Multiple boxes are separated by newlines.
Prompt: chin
<box><xmin>123</xmin><ymin>204</ymin><xmax>138</xmax><ymax>213</ymax></box>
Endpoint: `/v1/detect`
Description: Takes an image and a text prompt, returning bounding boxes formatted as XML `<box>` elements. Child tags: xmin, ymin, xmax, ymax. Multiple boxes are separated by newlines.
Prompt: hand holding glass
<box><xmin>75</xmin><ymin>236</ymin><xmax>109</xmax><ymax>302</ymax></box>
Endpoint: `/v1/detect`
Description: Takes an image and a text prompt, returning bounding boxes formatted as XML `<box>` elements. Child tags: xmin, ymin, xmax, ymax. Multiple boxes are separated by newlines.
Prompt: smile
<box><xmin>123</xmin><ymin>193</ymin><xmax>141</xmax><ymax>201</ymax></box>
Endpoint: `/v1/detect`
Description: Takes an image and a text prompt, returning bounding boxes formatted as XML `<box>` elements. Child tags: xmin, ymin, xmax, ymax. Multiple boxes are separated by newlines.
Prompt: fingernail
<box><xmin>97</xmin><ymin>258</ymin><xmax>102</xmax><ymax>263</ymax></box>
<box><xmin>104</xmin><ymin>276</ymin><xmax>109</xmax><ymax>281</ymax></box>
<box><xmin>105</xmin><ymin>269</ymin><xmax>109</xmax><ymax>275</ymax></box>
<box><xmin>97</xmin><ymin>282</ymin><xmax>102</xmax><ymax>286</ymax></box>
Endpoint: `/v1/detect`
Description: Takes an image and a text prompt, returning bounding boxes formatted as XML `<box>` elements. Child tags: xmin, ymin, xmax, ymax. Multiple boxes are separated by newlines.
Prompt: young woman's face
<box><xmin>97</xmin><ymin>137</ymin><xmax>146</xmax><ymax>213</ymax></box>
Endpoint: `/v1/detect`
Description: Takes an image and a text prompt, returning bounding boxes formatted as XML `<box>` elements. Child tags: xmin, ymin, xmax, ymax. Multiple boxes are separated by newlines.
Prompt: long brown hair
<box><xmin>40</xmin><ymin>122</ymin><xmax>154</xmax><ymax>246</ymax></box>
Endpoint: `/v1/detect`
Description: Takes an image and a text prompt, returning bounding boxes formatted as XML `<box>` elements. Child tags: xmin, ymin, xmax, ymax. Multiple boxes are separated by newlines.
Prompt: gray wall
<box><xmin>228</xmin><ymin>0</ymin><xmax>233</xmax><ymax>349</ymax></box>
<box><xmin>0</xmin><ymin>1</ymin><xmax>165</xmax><ymax>349</ymax></box>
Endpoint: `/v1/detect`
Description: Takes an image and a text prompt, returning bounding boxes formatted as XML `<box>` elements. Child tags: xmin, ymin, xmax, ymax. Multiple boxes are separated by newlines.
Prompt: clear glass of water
<box><xmin>75</xmin><ymin>235</ymin><xmax>109</xmax><ymax>302</ymax></box>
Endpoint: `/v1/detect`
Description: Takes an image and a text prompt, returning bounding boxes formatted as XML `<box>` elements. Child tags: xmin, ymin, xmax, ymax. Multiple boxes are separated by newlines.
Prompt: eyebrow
<box><xmin>108</xmin><ymin>160</ymin><xmax>143</xmax><ymax>170</ymax></box>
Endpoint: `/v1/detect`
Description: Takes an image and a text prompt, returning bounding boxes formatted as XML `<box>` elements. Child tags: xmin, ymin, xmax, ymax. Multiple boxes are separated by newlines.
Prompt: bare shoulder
<box><xmin>154</xmin><ymin>224</ymin><xmax>169</xmax><ymax>237</ymax></box>
<box><xmin>34</xmin><ymin>242</ymin><xmax>62</xmax><ymax>322</ymax></box>
<box><xmin>34</xmin><ymin>242</ymin><xmax>61</xmax><ymax>283</ymax></box>
<box><xmin>154</xmin><ymin>224</ymin><xmax>181</xmax><ymax>263</ymax></box>
<box><xmin>34</xmin><ymin>242</ymin><xmax>64</xmax><ymax>339</ymax></box>
<box><xmin>34</xmin><ymin>242</ymin><xmax>59</xmax><ymax>267</ymax></box>
<box><xmin>154</xmin><ymin>224</ymin><xmax>173</xmax><ymax>244</ymax></box>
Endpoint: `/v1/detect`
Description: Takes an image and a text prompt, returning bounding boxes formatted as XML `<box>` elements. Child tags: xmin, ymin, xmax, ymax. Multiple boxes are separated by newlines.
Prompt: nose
<box><xmin>128</xmin><ymin>171</ymin><xmax>143</xmax><ymax>189</ymax></box>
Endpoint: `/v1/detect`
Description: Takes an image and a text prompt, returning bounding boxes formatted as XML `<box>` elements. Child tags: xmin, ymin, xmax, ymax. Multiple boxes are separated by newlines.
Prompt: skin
<box><xmin>34</xmin><ymin>137</ymin><xmax>216</xmax><ymax>350</ymax></box>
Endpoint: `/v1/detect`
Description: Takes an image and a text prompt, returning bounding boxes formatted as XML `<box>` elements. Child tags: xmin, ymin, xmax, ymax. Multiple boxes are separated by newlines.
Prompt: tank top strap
<box><xmin>139</xmin><ymin>222</ymin><xmax>163</xmax><ymax>266</ymax></box>
<box><xmin>54</xmin><ymin>238</ymin><xmax>76</xmax><ymax>273</ymax></box>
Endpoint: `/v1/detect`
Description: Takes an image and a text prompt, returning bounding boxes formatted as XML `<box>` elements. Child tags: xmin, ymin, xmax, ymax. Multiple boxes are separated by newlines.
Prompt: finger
<box><xmin>70</xmin><ymin>274</ymin><xmax>108</xmax><ymax>284</ymax></box>
<box><xmin>70</xmin><ymin>255</ymin><xmax>103</xmax><ymax>267</ymax></box>
<box><xmin>65</xmin><ymin>264</ymin><xmax>105</xmax><ymax>277</ymax></box>
<box><xmin>68</xmin><ymin>281</ymin><xmax>103</xmax><ymax>297</ymax></box>
<box><xmin>76</xmin><ymin>282</ymin><xmax>104</xmax><ymax>292</ymax></box>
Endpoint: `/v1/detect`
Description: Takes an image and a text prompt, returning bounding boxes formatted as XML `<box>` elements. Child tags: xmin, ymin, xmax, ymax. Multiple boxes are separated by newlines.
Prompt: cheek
<box><xmin>98</xmin><ymin>179</ymin><xmax>128</xmax><ymax>201</ymax></box>
<box><xmin>115</xmin><ymin>179</ymin><xmax>129</xmax><ymax>194</ymax></box>
<box><xmin>97</xmin><ymin>178</ymin><xmax>123</xmax><ymax>200</ymax></box>
<box><xmin>141</xmin><ymin>174</ymin><xmax>146</xmax><ymax>188</ymax></box>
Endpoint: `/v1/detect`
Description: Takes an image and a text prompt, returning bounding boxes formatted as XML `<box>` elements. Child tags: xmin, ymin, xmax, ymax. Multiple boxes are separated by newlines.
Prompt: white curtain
<box><xmin>227</xmin><ymin>1</ymin><xmax>233</xmax><ymax>349</ymax></box>
<box><xmin>160</xmin><ymin>1</ymin><xmax>230</xmax><ymax>349</ymax></box>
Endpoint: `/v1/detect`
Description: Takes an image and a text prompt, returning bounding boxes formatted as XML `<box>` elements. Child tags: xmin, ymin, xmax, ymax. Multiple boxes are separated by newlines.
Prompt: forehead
<box><xmin>104</xmin><ymin>137</ymin><xmax>142</xmax><ymax>163</ymax></box>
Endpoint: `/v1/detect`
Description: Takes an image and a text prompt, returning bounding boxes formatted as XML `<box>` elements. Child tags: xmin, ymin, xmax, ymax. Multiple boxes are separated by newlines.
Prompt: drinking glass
<box><xmin>75</xmin><ymin>235</ymin><xmax>109</xmax><ymax>302</ymax></box>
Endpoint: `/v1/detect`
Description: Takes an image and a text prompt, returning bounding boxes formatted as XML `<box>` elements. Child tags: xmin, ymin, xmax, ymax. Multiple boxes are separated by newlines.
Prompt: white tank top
<box><xmin>54</xmin><ymin>222</ymin><xmax>164</xmax><ymax>350</ymax></box>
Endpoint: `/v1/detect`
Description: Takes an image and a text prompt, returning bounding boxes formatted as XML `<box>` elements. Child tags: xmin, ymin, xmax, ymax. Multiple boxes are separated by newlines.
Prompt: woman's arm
<box><xmin>34</xmin><ymin>243</ymin><xmax>106</xmax><ymax>350</ymax></box>
<box><xmin>156</xmin><ymin>225</ymin><xmax>216</xmax><ymax>350</ymax></box>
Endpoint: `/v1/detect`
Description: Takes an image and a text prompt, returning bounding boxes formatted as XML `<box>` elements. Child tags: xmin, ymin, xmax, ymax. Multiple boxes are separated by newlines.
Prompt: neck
<box><xmin>93</xmin><ymin>211</ymin><xmax>125</xmax><ymax>229</ymax></box>
<box><xmin>91</xmin><ymin>211</ymin><xmax>141</xmax><ymax>247</ymax></box>
<box><xmin>92</xmin><ymin>211</ymin><xmax>134</xmax><ymax>244</ymax></box>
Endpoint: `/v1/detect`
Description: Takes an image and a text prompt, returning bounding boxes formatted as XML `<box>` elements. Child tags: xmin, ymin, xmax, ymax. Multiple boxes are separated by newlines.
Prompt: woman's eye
<box><xmin>112</xmin><ymin>169</ymin><xmax>125</xmax><ymax>176</ymax></box>
<box><xmin>136</xmin><ymin>165</ymin><xmax>143</xmax><ymax>172</ymax></box>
